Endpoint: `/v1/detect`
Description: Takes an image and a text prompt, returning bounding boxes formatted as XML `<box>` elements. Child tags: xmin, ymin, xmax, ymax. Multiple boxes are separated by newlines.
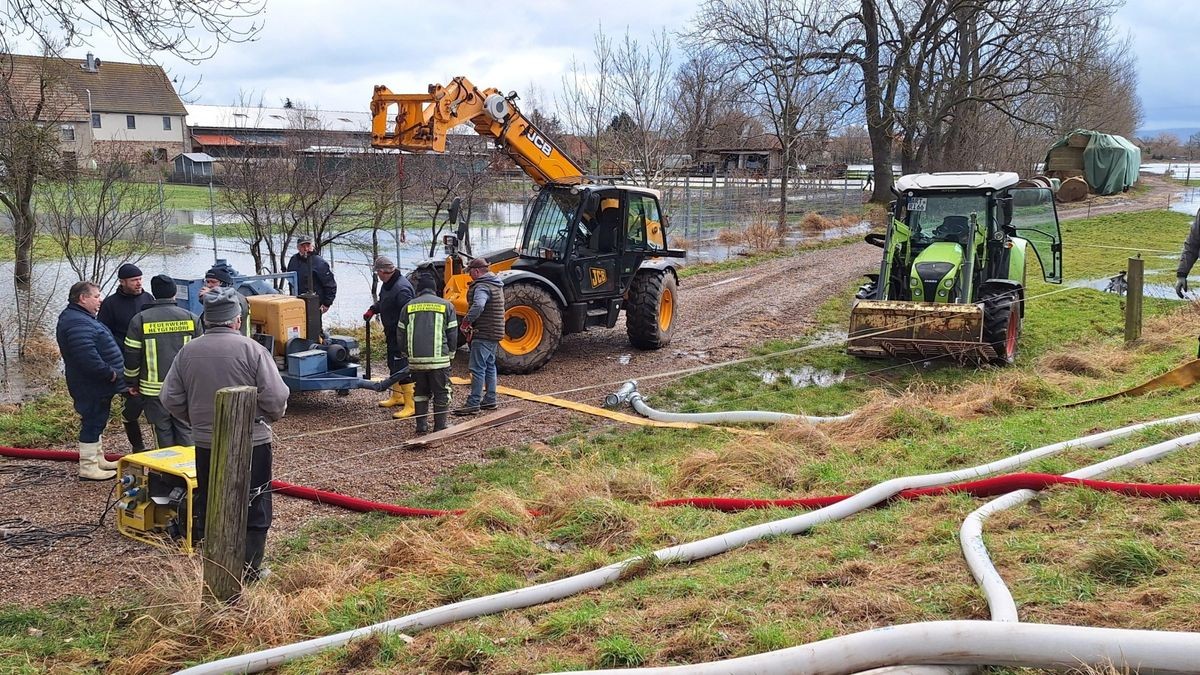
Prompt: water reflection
<box><xmin>755</xmin><ymin>366</ymin><xmax>846</xmax><ymax>388</ymax></box>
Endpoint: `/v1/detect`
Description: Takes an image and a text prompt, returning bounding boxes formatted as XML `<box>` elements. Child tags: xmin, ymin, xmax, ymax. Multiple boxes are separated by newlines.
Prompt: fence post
<box><xmin>203</xmin><ymin>385</ymin><xmax>258</xmax><ymax>604</ymax></box>
<box><xmin>1124</xmin><ymin>256</ymin><xmax>1144</xmax><ymax>344</ymax></box>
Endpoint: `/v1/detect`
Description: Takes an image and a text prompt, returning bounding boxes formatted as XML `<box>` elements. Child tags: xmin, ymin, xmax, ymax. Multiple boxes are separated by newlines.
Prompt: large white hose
<box><xmin>964</xmin><ymin>429</ymin><xmax>1200</xmax><ymax>623</ymax></box>
<box><xmin>560</xmin><ymin>620</ymin><xmax>1200</xmax><ymax>675</ymax></box>
<box><xmin>178</xmin><ymin>412</ymin><xmax>1200</xmax><ymax>675</ymax></box>
<box><xmin>608</xmin><ymin>379</ymin><xmax>853</xmax><ymax>424</ymax></box>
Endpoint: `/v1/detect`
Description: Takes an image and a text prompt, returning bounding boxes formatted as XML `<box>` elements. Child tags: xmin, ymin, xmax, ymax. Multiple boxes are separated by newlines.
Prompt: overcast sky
<box><xmin>16</xmin><ymin>0</ymin><xmax>1198</xmax><ymax>133</ymax></box>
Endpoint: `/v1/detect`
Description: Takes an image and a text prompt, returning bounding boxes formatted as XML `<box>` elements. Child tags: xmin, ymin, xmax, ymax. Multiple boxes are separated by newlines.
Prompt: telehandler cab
<box><xmin>847</xmin><ymin>172</ymin><xmax>1063</xmax><ymax>364</ymax></box>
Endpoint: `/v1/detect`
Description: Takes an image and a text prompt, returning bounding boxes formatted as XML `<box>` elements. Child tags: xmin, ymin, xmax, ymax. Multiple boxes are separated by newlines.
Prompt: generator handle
<box><xmin>364</xmin><ymin>319</ymin><xmax>372</xmax><ymax>380</ymax></box>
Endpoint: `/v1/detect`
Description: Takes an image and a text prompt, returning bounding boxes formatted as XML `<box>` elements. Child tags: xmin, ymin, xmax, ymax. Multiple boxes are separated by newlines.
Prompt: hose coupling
<box><xmin>604</xmin><ymin>380</ymin><xmax>639</xmax><ymax>408</ymax></box>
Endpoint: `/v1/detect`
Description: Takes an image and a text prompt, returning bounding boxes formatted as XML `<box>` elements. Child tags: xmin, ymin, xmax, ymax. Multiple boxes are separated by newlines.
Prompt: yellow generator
<box><xmin>115</xmin><ymin>447</ymin><xmax>198</xmax><ymax>553</ymax></box>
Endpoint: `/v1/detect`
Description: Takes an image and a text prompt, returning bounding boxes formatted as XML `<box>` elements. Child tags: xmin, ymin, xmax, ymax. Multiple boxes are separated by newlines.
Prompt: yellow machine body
<box><xmin>847</xmin><ymin>299</ymin><xmax>994</xmax><ymax>361</ymax></box>
<box><xmin>246</xmin><ymin>295</ymin><xmax>307</xmax><ymax>356</ymax></box>
<box><xmin>115</xmin><ymin>446</ymin><xmax>198</xmax><ymax>553</ymax></box>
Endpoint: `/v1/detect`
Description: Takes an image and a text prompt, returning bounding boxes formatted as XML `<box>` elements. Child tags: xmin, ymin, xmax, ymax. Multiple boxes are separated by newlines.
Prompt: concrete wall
<box><xmin>92</xmin><ymin>112</ymin><xmax>187</xmax><ymax>145</ymax></box>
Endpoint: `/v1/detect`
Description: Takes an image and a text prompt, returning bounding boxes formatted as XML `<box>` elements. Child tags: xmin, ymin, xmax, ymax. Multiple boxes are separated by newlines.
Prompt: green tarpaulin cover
<box><xmin>1043</xmin><ymin>129</ymin><xmax>1140</xmax><ymax>195</ymax></box>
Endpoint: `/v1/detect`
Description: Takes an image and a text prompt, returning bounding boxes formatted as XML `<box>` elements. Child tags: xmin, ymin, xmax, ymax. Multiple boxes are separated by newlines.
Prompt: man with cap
<box><xmin>201</xmin><ymin>266</ymin><xmax>250</xmax><ymax>336</ymax></box>
<box><xmin>56</xmin><ymin>280</ymin><xmax>126</xmax><ymax>480</ymax></box>
<box><xmin>123</xmin><ymin>274</ymin><xmax>202</xmax><ymax>448</ymax></box>
<box><xmin>456</xmin><ymin>257</ymin><xmax>505</xmax><ymax>415</ymax></box>
<box><xmin>160</xmin><ymin>287</ymin><xmax>289</xmax><ymax>582</ymax></box>
<box><xmin>97</xmin><ymin>263</ymin><xmax>152</xmax><ymax>451</ymax></box>
<box><xmin>286</xmin><ymin>234</ymin><xmax>337</xmax><ymax>312</ymax></box>
<box><xmin>398</xmin><ymin>272</ymin><xmax>458</xmax><ymax>433</ymax></box>
<box><xmin>363</xmin><ymin>256</ymin><xmax>417</xmax><ymax>418</ymax></box>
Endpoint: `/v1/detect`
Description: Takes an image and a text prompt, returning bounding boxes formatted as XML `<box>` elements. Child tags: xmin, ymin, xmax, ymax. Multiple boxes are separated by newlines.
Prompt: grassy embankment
<box><xmin>4</xmin><ymin>210</ymin><xmax>1200</xmax><ymax>674</ymax></box>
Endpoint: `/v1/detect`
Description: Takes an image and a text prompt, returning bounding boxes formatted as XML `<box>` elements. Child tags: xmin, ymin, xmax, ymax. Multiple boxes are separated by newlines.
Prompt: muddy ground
<box><xmin>0</xmin><ymin>238</ymin><xmax>876</xmax><ymax>606</ymax></box>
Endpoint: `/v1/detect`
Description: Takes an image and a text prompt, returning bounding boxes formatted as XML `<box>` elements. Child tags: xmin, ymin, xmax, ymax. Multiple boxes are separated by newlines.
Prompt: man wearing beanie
<box><xmin>363</xmin><ymin>255</ymin><xmax>417</xmax><ymax>418</ymax></box>
<box><xmin>56</xmin><ymin>281</ymin><xmax>126</xmax><ymax>480</ymax></box>
<box><xmin>286</xmin><ymin>234</ymin><xmax>337</xmax><ymax>312</ymax></box>
<box><xmin>123</xmin><ymin>275</ymin><xmax>201</xmax><ymax>448</ymax></box>
<box><xmin>161</xmin><ymin>287</ymin><xmax>289</xmax><ymax>582</ymax></box>
<box><xmin>97</xmin><ymin>262</ymin><xmax>152</xmax><ymax>451</ymax></box>
<box><xmin>397</xmin><ymin>272</ymin><xmax>458</xmax><ymax>433</ymax></box>
<box><xmin>201</xmin><ymin>265</ymin><xmax>250</xmax><ymax>336</ymax></box>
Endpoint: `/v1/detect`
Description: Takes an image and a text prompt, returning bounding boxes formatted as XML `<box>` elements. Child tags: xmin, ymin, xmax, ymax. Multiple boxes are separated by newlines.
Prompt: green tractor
<box><xmin>848</xmin><ymin>172</ymin><xmax>1062</xmax><ymax>364</ymax></box>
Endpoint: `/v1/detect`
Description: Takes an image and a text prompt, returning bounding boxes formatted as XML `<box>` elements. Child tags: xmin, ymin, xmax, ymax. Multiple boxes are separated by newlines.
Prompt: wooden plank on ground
<box><xmin>403</xmin><ymin>408</ymin><xmax>523</xmax><ymax>449</ymax></box>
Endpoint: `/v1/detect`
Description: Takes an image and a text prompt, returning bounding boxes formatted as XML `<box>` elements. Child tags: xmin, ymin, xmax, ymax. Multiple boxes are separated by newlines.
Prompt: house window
<box><xmin>162</xmin><ymin>116</ymin><xmax>172</xmax><ymax>131</ymax></box>
<box><xmin>126</xmin><ymin>115</ymin><xmax>136</xmax><ymax>129</ymax></box>
<box><xmin>59</xmin><ymin>124</ymin><xmax>75</xmax><ymax>142</ymax></box>
<box><xmin>91</xmin><ymin>113</ymin><xmax>100</xmax><ymax>128</ymax></box>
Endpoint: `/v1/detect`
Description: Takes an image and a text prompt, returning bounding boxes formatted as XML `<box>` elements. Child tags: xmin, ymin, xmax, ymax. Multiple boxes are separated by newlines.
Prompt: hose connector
<box><xmin>604</xmin><ymin>380</ymin><xmax>639</xmax><ymax>408</ymax></box>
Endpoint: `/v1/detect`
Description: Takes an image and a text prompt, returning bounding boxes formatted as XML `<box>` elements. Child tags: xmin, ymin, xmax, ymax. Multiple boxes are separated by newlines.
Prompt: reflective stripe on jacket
<box><xmin>124</xmin><ymin>299</ymin><xmax>202</xmax><ymax>396</ymax></box>
<box><xmin>398</xmin><ymin>290</ymin><xmax>458</xmax><ymax>370</ymax></box>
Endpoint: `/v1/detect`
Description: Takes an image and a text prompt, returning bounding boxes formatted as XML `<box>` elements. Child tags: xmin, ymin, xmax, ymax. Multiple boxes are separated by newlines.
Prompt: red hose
<box><xmin>651</xmin><ymin>473</ymin><xmax>1200</xmax><ymax>512</ymax></box>
<box><xmin>6</xmin><ymin>446</ymin><xmax>1200</xmax><ymax>519</ymax></box>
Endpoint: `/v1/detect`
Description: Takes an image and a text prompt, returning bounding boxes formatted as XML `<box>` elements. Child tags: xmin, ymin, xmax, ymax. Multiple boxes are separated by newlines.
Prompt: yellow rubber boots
<box><xmin>377</xmin><ymin>383</ymin><xmax>404</xmax><ymax>408</ymax></box>
<box><xmin>392</xmin><ymin>383</ymin><xmax>417</xmax><ymax>419</ymax></box>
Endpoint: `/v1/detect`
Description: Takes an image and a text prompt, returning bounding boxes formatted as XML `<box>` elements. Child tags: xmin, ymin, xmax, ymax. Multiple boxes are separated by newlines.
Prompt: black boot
<box><xmin>243</xmin><ymin>529</ymin><xmax>269</xmax><ymax>583</ymax></box>
<box><xmin>123</xmin><ymin>421</ymin><xmax>146</xmax><ymax>452</ymax></box>
<box><xmin>413</xmin><ymin>401</ymin><xmax>430</xmax><ymax>434</ymax></box>
<box><xmin>433</xmin><ymin>402</ymin><xmax>449</xmax><ymax>432</ymax></box>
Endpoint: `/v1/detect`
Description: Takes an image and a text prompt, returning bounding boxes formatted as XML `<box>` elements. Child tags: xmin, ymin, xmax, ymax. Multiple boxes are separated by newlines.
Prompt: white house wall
<box><xmin>92</xmin><ymin>112</ymin><xmax>187</xmax><ymax>144</ymax></box>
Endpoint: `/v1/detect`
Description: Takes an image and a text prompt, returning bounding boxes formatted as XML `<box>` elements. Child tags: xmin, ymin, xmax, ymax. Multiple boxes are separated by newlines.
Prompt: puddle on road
<box><xmin>617</xmin><ymin>354</ymin><xmax>632</xmax><ymax>365</ymax></box>
<box><xmin>755</xmin><ymin>365</ymin><xmax>846</xmax><ymax>388</ymax></box>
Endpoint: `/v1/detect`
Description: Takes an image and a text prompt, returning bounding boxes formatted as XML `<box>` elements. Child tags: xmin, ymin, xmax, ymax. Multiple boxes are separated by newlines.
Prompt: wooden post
<box><xmin>203</xmin><ymin>385</ymin><xmax>257</xmax><ymax>604</ymax></box>
<box><xmin>1125</xmin><ymin>256</ymin><xmax>1144</xmax><ymax>344</ymax></box>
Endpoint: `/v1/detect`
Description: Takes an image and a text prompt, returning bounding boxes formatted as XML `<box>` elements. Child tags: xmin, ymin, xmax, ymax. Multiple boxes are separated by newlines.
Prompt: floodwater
<box><xmin>755</xmin><ymin>366</ymin><xmax>846</xmax><ymax>388</ymax></box>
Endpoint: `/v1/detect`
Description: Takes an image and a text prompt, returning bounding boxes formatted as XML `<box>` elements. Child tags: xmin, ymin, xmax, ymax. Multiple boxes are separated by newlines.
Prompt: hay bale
<box><xmin>1057</xmin><ymin>176</ymin><xmax>1088</xmax><ymax>202</ymax></box>
<box><xmin>1066</xmin><ymin>133</ymin><xmax>1091</xmax><ymax>148</ymax></box>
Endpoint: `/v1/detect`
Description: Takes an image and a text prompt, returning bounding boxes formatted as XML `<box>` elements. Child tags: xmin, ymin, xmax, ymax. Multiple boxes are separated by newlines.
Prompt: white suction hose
<box><xmin>964</xmin><ymin>429</ymin><xmax>1200</xmax><ymax>623</ymax></box>
<box><xmin>178</xmin><ymin>413</ymin><xmax>1200</xmax><ymax>675</ymax></box>
<box><xmin>560</xmin><ymin>620</ymin><xmax>1200</xmax><ymax>675</ymax></box>
<box><xmin>606</xmin><ymin>380</ymin><xmax>853</xmax><ymax>424</ymax></box>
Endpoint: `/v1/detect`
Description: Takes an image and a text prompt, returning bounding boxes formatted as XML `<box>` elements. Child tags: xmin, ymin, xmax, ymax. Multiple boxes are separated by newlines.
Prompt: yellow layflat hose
<box><xmin>1057</xmin><ymin>359</ymin><xmax>1200</xmax><ymax>408</ymax></box>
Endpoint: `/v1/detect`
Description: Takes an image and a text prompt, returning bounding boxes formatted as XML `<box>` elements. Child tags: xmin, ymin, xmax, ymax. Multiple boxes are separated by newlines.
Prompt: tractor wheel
<box><xmin>982</xmin><ymin>289</ymin><xmax>1023</xmax><ymax>365</ymax></box>
<box><xmin>626</xmin><ymin>271</ymin><xmax>678</xmax><ymax>350</ymax></box>
<box><xmin>497</xmin><ymin>283</ymin><xmax>563</xmax><ymax>374</ymax></box>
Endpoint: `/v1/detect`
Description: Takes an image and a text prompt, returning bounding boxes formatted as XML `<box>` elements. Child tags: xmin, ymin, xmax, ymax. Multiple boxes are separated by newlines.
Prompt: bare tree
<box><xmin>688</xmin><ymin>0</ymin><xmax>848</xmax><ymax>228</ymax></box>
<box><xmin>672</xmin><ymin>47</ymin><xmax>749</xmax><ymax>162</ymax></box>
<box><xmin>405</xmin><ymin>139</ymin><xmax>498</xmax><ymax>258</ymax></box>
<box><xmin>1</xmin><ymin>0</ymin><xmax>264</xmax><ymax>61</ymax></box>
<box><xmin>0</xmin><ymin>50</ymin><xmax>78</xmax><ymax>290</ymax></box>
<box><xmin>558</xmin><ymin>28</ymin><xmax>614</xmax><ymax>174</ymax></box>
<box><xmin>606</xmin><ymin>27</ymin><xmax>678</xmax><ymax>186</ymax></box>
<box><xmin>41</xmin><ymin>146</ymin><xmax>168</xmax><ymax>287</ymax></box>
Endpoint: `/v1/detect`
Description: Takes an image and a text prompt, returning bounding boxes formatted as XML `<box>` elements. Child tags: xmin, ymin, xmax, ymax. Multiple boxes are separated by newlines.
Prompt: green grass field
<box><xmin>4</xmin><ymin>209</ymin><xmax>1199</xmax><ymax>674</ymax></box>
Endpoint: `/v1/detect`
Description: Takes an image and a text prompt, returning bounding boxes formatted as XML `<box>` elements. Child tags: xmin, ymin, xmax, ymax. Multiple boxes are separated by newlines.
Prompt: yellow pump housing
<box><xmin>115</xmin><ymin>447</ymin><xmax>198</xmax><ymax>553</ymax></box>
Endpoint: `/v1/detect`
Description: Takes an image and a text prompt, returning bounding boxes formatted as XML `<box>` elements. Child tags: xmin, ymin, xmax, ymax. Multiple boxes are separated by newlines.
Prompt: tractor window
<box><xmin>1009</xmin><ymin>187</ymin><xmax>1063</xmax><ymax>283</ymax></box>
<box><xmin>521</xmin><ymin>189</ymin><xmax>583</xmax><ymax>260</ymax></box>
<box><xmin>906</xmin><ymin>195</ymin><xmax>986</xmax><ymax>245</ymax></box>
<box><xmin>626</xmin><ymin>195</ymin><xmax>663</xmax><ymax>251</ymax></box>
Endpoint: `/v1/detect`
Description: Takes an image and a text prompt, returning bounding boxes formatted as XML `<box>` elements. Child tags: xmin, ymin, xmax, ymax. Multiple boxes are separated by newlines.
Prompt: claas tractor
<box><xmin>848</xmin><ymin>172</ymin><xmax>1062</xmax><ymax>364</ymax></box>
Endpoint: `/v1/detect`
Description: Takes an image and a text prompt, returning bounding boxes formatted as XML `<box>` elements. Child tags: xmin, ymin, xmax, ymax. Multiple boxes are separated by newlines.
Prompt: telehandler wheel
<box><xmin>982</xmin><ymin>288</ymin><xmax>1023</xmax><ymax>365</ymax></box>
<box><xmin>626</xmin><ymin>270</ymin><xmax>677</xmax><ymax>350</ymax></box>
<box><xmin>497</xmin><ymin>283</ymin><xmax>563</xmax><ymax>374</ymax></box>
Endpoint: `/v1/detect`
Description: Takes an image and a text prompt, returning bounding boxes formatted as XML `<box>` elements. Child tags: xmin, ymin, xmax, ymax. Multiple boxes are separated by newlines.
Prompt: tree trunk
<box><xmin>13</xmin><ymin>204</ymin><xmax>35</xmax><ymax>290</ymax></box>
<box><xmin>861</xmin><ymin>0</ymin><xmax>894</xmax><ymax>204</ymax></box>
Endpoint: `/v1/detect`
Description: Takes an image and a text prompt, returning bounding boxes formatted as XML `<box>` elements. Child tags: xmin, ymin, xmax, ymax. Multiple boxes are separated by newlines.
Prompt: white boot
<box><xmin>79</xmin><ymin>441</ymin><xmax>116</xmax><ymax>481</ymax></box>
<box><xmin>95</xmin><ymin>435</ymin><xmax>119</xmax><ymax>470</ymax></box>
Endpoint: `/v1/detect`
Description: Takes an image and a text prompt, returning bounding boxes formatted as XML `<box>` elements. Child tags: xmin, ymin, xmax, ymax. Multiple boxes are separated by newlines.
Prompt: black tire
<box><xmin>982</xmin><ymin>289</ymin><xmax>1022</xmax><ymax>365</ymax></box>
<box><xmin>626</xmin><ymin>271</ymin><xmax>678</xmax><ymax>350</ymax></box>
<box><xmin>496</xmin><ymin>283</ymin><xmax>563</xmax><ymax>374</ymax></box>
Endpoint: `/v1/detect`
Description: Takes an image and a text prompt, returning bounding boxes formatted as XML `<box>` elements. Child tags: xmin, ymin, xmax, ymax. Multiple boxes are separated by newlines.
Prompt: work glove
<box><xmin>363</xmin><ymin>307</ymin><xmax>376</xmax><ymax>321</ymax></box>
<box><xmin>1176</xmin><ymin>276</ymin><xmax>1190</xmax><ymax>299</ymax></box>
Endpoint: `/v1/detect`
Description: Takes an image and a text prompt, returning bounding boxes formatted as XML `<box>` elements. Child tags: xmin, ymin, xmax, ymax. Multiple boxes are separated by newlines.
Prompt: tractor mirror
<box><xmin>997</xmin><ymin>196</ymin><xmax>1014</xmax><ymax>229</ymax></box>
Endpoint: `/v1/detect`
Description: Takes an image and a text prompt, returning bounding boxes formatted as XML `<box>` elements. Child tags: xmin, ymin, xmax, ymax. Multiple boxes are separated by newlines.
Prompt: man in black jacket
<box><xmin>96</xmin><ymin>263</ymin><xmax>151</xmax><ymax>451</ymax></box>
<box><xmin>286</xmin><ymin>235</ymin><xmax>337</xmax><ymax>312</ymax></box>
<box><xmin>364</xmin><ymin>256</ymin><xmax>416</xmax><ymax>418</ymax></box>
<box><xmin>57</xmin><ymin>281</ymin><xmax>126</xmax><ymax>480</ymax></box>
<box><xmin>457</xmin><ymin>257</ymin><xmax>505</xmax><ymax>415</ymax></box>
<box><xmin>1176</xmin><ymin>209</ymin><xmax>1200</xmax><ymax>298</ymax></box>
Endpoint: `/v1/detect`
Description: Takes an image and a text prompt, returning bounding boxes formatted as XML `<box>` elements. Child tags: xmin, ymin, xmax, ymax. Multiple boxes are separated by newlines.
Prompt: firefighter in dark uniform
<box><xmin>398</xmin><ymin>272</ymin><xmax>458</xmax><ymax>433</ymax></box>
<box><xmin>123</xmin><ymin>274</ymin><xmax>202</xmax><ymax>448</ymax></box>
<box><xmin>363</xmin><ymin>256</ymin><xmax>417</xmax><ymax>418</ymax></box>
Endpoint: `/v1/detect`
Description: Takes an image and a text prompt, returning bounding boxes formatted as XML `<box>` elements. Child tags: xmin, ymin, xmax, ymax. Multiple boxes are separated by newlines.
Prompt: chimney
<box><xmin>81</xmin><ymin>52</ymin><xmax>99</xmax><ymax>73</ymax></box>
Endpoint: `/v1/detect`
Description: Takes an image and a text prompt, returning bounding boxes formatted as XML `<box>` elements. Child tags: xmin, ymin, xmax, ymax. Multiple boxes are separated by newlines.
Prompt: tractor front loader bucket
<box><xmin>847</xmin><ymin>300</ymin><xmax>993</xmax><ymax>362</ymax></box>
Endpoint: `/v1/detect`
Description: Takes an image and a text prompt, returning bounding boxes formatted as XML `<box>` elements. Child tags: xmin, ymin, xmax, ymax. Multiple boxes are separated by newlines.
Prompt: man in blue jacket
<box><xmin>56</xmin><ymin>281</ymin><xmax>127</xmax><ymax>480</ymax></box>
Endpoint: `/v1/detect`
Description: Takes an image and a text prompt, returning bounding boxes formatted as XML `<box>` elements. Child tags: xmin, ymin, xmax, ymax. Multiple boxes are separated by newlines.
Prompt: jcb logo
<box><xmin>526</xmin><ymin>128</ymin><xmax>553</xmax><ymax>157</ymax></box>
<box><xmin>590</xmin><ymin>267</ymin><xmax>608</xmax><ymax>288</ymax></box>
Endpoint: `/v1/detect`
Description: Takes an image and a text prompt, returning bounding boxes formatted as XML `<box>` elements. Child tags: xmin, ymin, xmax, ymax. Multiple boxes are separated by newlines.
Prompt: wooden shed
<box><xmin>172</xmin><ymin>152</ymin><xmax>215</xmax><ymax>182</ymax></box>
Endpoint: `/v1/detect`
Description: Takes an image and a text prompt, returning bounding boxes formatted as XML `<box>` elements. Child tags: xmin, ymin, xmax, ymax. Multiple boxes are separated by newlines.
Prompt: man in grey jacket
<box><xmin>160</xmin><ymin>287</ymin><xmax>289</xmax><ymax>581</ymax></box>
<box><xmin>456</xmin><ymin>257</ymin><xmax>505</xmax><ymax>415</ymax></box>
<box><xmin>1176</xmin><ymin>209</ymin><xmax>1200</xmax><ymax>298</ymax></box>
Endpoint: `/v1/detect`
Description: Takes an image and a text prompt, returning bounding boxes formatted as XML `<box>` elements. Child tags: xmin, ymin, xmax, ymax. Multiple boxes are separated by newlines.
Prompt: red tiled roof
<box><xmin>193</xmin><ymin>133</ymin><xmax>241</xmax><ymax>146</ymax></box>
<box><xmin>2</xmin><ymin>53</ymin><xmax>186</xmax><ymax>117</ymax></box>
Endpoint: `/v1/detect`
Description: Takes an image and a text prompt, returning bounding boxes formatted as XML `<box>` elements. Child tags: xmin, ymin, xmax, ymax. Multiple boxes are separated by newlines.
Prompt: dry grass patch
<box><xmin>670</xmin><ymin>439</ymin><xmax>805</xmax><ymax>493</ymax></box>
<box><xmin>459</xmin><ymin>488</ymin><xmax>534</xmax><ymax>533</ymax></box>
<box><xmin>1138</xmin><ymin>301</ymin><xmax>1200</xmax><ymax>353</ymax></box>
<box><xmin>822</xmin><ymin>390</ymin><xmax>951</xmax><ymax>444</ymax></box>
<box><xmin>1038</xmin><ymin>344</ymin><xmax>1135</xmax><ymax>378</ymax></box>
<box><xmin>378</xmin><ymin>520</ymin><xmax>488</xmax><ymax>576</ymax></box>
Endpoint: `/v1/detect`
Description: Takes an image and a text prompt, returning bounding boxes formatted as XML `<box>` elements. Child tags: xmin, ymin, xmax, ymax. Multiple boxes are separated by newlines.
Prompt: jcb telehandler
<box><xmin>370</xmin><ymin>77</ymin><xmax>686</xmax><ymax>374</ymax></box>
<box><xmin>847</xmin><ymin>172</ymin><xmax>1063</xmax><ymax>364</ymax></box>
